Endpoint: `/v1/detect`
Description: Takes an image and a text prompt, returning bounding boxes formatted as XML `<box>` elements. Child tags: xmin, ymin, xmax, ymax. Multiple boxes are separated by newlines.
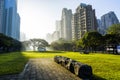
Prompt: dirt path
<box><xmin>19</xmin><ymin>58</ymin><xmax>81</xmax><ymax>80</ymax></box>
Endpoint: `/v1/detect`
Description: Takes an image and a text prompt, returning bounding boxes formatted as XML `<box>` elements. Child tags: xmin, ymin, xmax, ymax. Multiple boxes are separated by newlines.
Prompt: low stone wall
<box><xmin>54</xmin><ymin>56</ymin><xmax>93</xmax><ymax>79</ymax></box>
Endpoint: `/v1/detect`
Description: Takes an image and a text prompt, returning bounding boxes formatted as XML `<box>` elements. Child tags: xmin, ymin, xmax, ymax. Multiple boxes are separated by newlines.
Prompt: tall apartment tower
<box><xmin>61</xmin><ymin>8</ymin><xmax>72</xmax><ymax>41</ymax></box>
<box><xmin>101</xmin><ymin>11</ymin><xmax>119</xmax><ymax>34</ymax></box>
<box><xmin>0</xmin><ymin>0</ymin><xmax>5</xmax><ymax>33</ymax></box>
<box><xmin>72</xmin><ymin>3</ymin><xmax>97</xmax><ymax>40</ymax></box>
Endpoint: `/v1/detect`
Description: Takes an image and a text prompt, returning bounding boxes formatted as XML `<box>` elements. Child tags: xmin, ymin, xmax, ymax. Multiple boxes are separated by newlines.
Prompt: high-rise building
<box><xmin>5</xmin><ymin>0</ymin><xmax>19</xmax><ymax>40</ymax></box>
<box><xmin>101</xmin><ymin>11</ymin><xmax>119</xmax><ymax>34</ymax></box>
<box><xmin>0</xmin><ymin>0</ymin><xmax>20</xmax><ymax>40</ymax></box>
<box><xmin>0</xmin><ymin>0</ymin><xmax>5</xmax><ymax>33</ymax></box>
<box><xmin>61</xmin><ymin>8</ymin><xmax>72</xmax><ymax>41</ymax></box>
<box><xmin>5</xmin><ymin>7</ymin><xmax>13</xmax><ymax>37</ymax></box>
<box><xmin>72</xmin><ymin>3</ymin><xmax>97</xmax><ymax>40</ymax></box>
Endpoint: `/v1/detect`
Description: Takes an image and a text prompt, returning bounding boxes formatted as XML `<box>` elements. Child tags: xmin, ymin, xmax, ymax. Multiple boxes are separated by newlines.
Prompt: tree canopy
<box><xmin>50</xmin><ymin>39</ymin><xmax>75</xmax><ymax>51</ymax></box>
<box><xmin>0</xmin><ymin>33</ymin><xmax>21</xmax><ymax>53</ymax></box>
<box><xmin>106</xmin><ymin>24</ymin><xmax>120</xmax><ymax>45</ymax></box>
<box><xmin>30</xmin><ymin>39</ymin><xmax>48</xmax><ymax>51</ymax></box>
<box><xmin>77</xmin><ymin>31</ymin><xmax>103</xmax><ymax>52</ymax></box>
<box><xmin>107</xmin><ymin>24</ymin><xmax>120</xmax><ymax>35</ymax></box>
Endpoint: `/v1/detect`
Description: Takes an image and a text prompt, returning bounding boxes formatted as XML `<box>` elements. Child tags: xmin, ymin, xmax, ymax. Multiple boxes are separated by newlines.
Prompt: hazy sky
<box><xmin>18</xmin><ymin>0</ymin><xmax>120</xmax><ymax>39</ymax></box>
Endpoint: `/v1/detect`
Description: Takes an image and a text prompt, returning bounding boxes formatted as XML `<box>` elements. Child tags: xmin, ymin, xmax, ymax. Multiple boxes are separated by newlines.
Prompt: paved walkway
<box><xmin>0</xmin><ymin>58</ymin><xmax>81</xmax><ymax>80</ymax></box>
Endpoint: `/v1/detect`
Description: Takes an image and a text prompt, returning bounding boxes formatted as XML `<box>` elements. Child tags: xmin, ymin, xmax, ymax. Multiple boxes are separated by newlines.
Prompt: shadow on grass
<box><xmin>0</xmin><ymin>52</ymin><xmax>28</xmax><ymax>76</ymax></box>
<box><xmin>91</xmin><ymin>75</ymin><xmax>106</xmax><ymax>80</ymax></box>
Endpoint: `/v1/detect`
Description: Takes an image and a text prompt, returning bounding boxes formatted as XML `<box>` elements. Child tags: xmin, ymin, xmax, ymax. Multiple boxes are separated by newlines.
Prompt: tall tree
<box><xmin>30</xmin><ymin>39</ymin><xmax>48</xmax><ymax>51</ymax></box>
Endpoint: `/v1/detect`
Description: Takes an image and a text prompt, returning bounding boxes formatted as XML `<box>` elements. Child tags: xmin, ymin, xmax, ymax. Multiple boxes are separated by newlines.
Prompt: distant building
<box><xmin>20</xmin><ymin>32</ymin><xmax>26</xmax><ymax>41</ymax></box>
<box><xmin>72</xmin><ymin>3</ymin><xmax>97</xmax><ymax>40</ymax></box>
<box><xmin>46</xmin><ymin>33</ymin><xmax>53</xmax><ymax>43</ymax></box>
<box><xmin>97</xmin><ymin>19</ymin><xmax>104</xmax><ymax>35</ymax></box>
<box><xmin>52</xmin><ymin>31</ymin><xmax>60</xmax><ymax>42</ymax></box>
<box><xmin>61</xmin><ymin>8</ymin><xmax>72</xmax><ymax>41</ymax></box>
<box><xmin>101</xmin><ymin>11</ymin><xmax>119</xmax><ymax>34</ymax></box>
<box><xmin>56</xmin><ymin>20</ymin><xmax>62</xmax><ymax>38</ymax></box>
<box><xmin>46</xmin><ymin>31</ymin><xmax>60</xmax><ymax>43</ymax></box>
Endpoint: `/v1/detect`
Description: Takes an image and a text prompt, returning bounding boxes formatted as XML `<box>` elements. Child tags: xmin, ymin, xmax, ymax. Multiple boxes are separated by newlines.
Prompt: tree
<box><xmin>107</xmin><ymin>24</ymin><xmax>120</xmax><ymax>44</ymax></box>
<box><xmin>0</xmin><ymin>33</ymin><xmax>22</xmax><ymax>53</ymax></box>
<box><xmin>107</xmin><ymin>24</ymin><xmax>120</xmax><ymax>35</ymax></box>
<box><xmin>21</xmin><ymin>40</ymin><xmax>31</xmax><ymax>51</ymax></box>
<box><xmin>30</xmin><ymin>39</ymin><xmax>48</xmax><ymax>51</ymax></box>
<box><xmin>103</xmin><ymin>34</ymin><xmax>119</xmax><ymax>54</ymax></box>
<box><xmin>61</xmin><ymin>42</ymin><xmax>74</xmax><ymax>51</ymax></box>
<box><xmin>104</xmin><ymin>24</ymin><xmax>120</xmax><ymax>54</ymax></box>
<box><xmin>50</xmin><ymin>40</ymin><xmax>75</xmax><ymax>51</ymax></box>
<box><xmin>76</xmin><ymin>39</ymin><xmax>83</xmax><ymax>51</ymax></box>
<box><xmin>0</xmin><ymin>34</ymin><xmax>11</xmax><ymax>52</ymax></box>
<box><xmin>77</xmin><ymin>31</ymin><xmax>103</xmax><ymax>52</ymax></box>
<box><xmin>50</xmin><ymin>42</ymin><xmax>61</xmax><ymax>50</ymax></box>
<box><xmin>104</xmin><ymin>34</ymin><xmax>119</xmax><ymax>45</ymax></box>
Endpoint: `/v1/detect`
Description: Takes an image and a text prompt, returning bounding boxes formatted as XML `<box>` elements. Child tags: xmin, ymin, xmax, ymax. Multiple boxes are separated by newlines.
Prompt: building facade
<box><xmin>61</xmin><ymin>8</ymin><xmax>72</xmax><ymax>41</ymax></box>
<box><xmin>97</xmin><ymin>19</ymin><xmax>105</xmax><ymax>35</ymax></box>
<box><xmin>15</xmin><ymin>13</ymin><xmax>20</xmax><ymax>40</ymax></box>
<box><xmin>72</xmin><ymin>3</ymin><xmax>97</xmax><ymax>40</ymax></box>
<box><xmin>5</xmin><ymin>0</ymin><xmax>19</xmax><ymax>40</ymax></box>
<box><xmin>0</xmin><ymin>0</ymin><xmax>20</xmax><ymax>40</ymax></box>
<box><xmin>101</xmin><ymin>11</ymin><xmax>119</xmax><ymax>34</ymax></box>
<box><xmin>0</xmin><ymin>0</ymin><xmax>5</xmax><ymax>33</ymax></box>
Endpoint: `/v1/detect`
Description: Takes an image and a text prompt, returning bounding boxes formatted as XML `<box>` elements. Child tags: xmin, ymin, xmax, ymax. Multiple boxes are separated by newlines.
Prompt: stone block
<box><xmin>54</xmin><ymin>56</ymin><xmax>62</xmax><ymax>64</ymax></box>
<box><xmin>74</xmin><ymin>62</ymin><xmax>92</xmax><ymax>79</ymax></box>
<box><xmin>69</xmin><ymin>60</ymin><xmax>77</xmax><ymax>73</ymax></box>
<box><xmin>54</xmin><ymin>56</ymin><xmax>93</xmax><ymax>79</ymax></box>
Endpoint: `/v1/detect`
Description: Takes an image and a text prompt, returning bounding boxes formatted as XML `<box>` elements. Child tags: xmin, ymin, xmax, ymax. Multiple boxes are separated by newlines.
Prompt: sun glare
<box><xmin>18</xmin><ymin>0</ymin><xmax>55</xmax><ymax>39</ymax></box>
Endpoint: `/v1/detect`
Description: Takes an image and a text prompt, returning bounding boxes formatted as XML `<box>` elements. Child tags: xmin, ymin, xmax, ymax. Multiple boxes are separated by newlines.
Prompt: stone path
<box><xmin>0</xmin><ymin>58</ymin><xmax>81</xmax><ymax>80</ymax></box>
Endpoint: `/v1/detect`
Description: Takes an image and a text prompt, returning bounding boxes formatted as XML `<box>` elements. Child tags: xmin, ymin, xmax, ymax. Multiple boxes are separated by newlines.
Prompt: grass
<box><xmin>0</xmin><ymin>51</ymin><xmax>120</xmax><ymax>80</ymax></box>
<box><xmin>61</xmin><ymin>52</ymin><xmax>120</xmax><ymax>80</ymax></box>
<box><xmin>0</xmin><ymin>52</ymin><xmax>28</xmax><ymax>75</ymax></box>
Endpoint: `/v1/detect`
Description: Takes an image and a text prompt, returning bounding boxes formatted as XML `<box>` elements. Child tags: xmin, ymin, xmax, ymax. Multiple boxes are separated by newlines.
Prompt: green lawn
<box><xmin>0</xmin><ymin>52</ymin><xmax>28</xmax><ymax>75</ymax></box>
<box><xmin>0</xmin><ymin>51</ymin><xmax>120</xmax><ymax>80</ymax></box>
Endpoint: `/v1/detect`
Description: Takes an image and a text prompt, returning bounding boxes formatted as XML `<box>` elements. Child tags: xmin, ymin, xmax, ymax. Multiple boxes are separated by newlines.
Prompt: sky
<box><xmin>18</xmin><ymin>0</ymin><xmax>120</xmax><ymax>40</ymax></box>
